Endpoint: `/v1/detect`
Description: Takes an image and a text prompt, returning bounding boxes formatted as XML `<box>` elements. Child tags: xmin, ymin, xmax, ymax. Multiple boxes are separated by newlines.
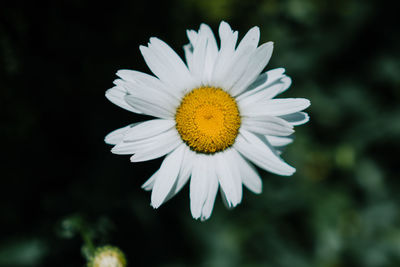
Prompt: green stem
<box><xmin>80</xmin><ymin>226</ymin><xmax>96</xmax><ymax>258</ymax></box>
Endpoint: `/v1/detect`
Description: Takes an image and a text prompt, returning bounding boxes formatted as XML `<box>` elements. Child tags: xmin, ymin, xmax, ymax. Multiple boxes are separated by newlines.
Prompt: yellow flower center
<box><xmin>175</xmin><ymin>87</ymin><xmax>241</xmax><ymax>154</ymax></box>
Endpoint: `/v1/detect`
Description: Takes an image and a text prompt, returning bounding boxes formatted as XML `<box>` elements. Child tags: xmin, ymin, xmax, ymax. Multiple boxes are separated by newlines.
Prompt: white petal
<box><xmin>183</xmin><ymin>43</ymin><xmax>194</xmax><ymax>73</ymax></box>
<box><xmin>241</xmin><ymin>98</ymin><xmax>311</xmax><ymax>117</ymax></box>
<box><xmin>223</xmin><ymin>47</ymin><xmax>253</xmax><ymax>91</ymax></box>
<box><xmin>105</xmin><ymin>86</ymin><xmax>141</xmax><ymax>113</ymax></box>
<box><xmin>164</xmin><ymin>145</ymin><xmax>194</xmax><ymax>202</ymax></box>
<box><xmin>139</xmin><ymin>46</ymin><xmax>166</xmax><ymax>82</ymax></box>
<box><xmin>190</xmin><ymin>155</ymin><xmax>209</xmax><ymax>219</ymax></box>
<box><xmin>122</xmin><ymin>119</ymin><xmax>175</xmax><ymax>142</ymax></box>
<box><xmin>151</xmin><ymin>144</ymin><xmax>185</xmax><ymax>208</ymax></box>
<box><xmin>185</xmin><ymin>24</ymin><xmax>218</xmax><ymax>83</ymax></box>
<box><xmin>149</xmin><ymin>37</ymin><xmax>192</xmax><ymax>77</ymax></box>
<box><xmin>111</xmin><ymin>128</ymin><xmax>181</xmax><ymax>161</ymax></box>
<box><xmin>220</xmin><ymin>187</ymin><xmax>233</xmax><ymax>210</ymax></box>
<box><xmin>266</xmin><ymin>135</ymin><xmax>294</xmax><ymax>147</ymax></box>
<box><xmin>125</xmin><ymin>95</ymin><xmax>174</xmax><ymax>119</ymax></box>
<box><xmin>191</xmin><ymin>29</ymin><xmax>208</xmax><ymax>81</ymax></box>
<box><xmin>218</xmin><ymin>21</ymin><xmax>238</xmax><ymax>51</ymax></box>
<box><xmin>237</xmin><ymin>68</ymin><xmax>286</xmax><ymax>101</ymax></box>
<box><xmin>118</xmin><ymin>78</ymin><xmax>178</xmax><ymax>109</ymax></box>
<box><xmin>116</xmin><ymin>69</ymin><xmax>181</xmax><ymax>100</ymax></box>
<box><xmin>230</xmin><ymin>42</ymin><xmax>274</xmax><ymax>96</ymax></box>
<box><xmin>237</xmin><ymin>76</ymin><xmax>292</xmax><ymax>109</ymax></box>
<box><xmin>211</xmin><ymin>21</ymin><xmax>238</xmax><ymax>87</ymax></box>
<box><xmin>199</xmin><ymin>24</ymin><xmax>218</xmax><ymax>84</ymax></box>
<box><xmin>129</xmin><ymin>130</ymin><xmax>182</xmax><ymax>162</ymax></box>
<box><xmin>242</xmin><ymin>115</ymin><xmax>294</xmax><ymax>136</ymax></box>
<box><xmin>280</xmin><ymin>112</ymin><xmax>309</xmax><ymax>126</ymax></box>
<box><xmin>215</xmin><ymin>154</ymin><xmax>235</xmax><ymax>208</ymax></box>
<box><xmin>231</xmin><ymin>149</ymin><xmax>262</xmax><ymax>194</ymax></box>
<box><xmin>186</xmin><ymin>30</ymin><xmax>198</xmax><ymax>46</ymax></box>
<box><xmin>234</xmin><ymin>129</ymin><xmax>296</xmax><ymax>176</ymax></box>
<box><xmin>151</xmin><ymin>37</ymin><xmax>198</xmax><ymax>89</ymax></box>
<box><xmin>199</xmin><ymin>24</ymin><xmax>218</xmax><ymax>50</ymax></box>
<box><xmin>116</xmin><ymin>69</ymin><xmax>158</xmax><ymax>86</ymax></box>
<box><xmin>238</xmin><ymin>83</ymin><xmax>283</xmax><ymax>109</ymax></box>
<box><xmin>104</xmin><ymin>123</ymin><xmax>138</xmax><ymax>145</ymax></box>
<box><xmin>240</xmin><ymin>75</ymin><xmax>292</xmax><ymax>102</ymax></box>
<box><xmin>173</xmin><ymin>146</ymin><xmax>194</xmax><ymax>194</ymax></box>
<box><xmin>220</xmin><ymin>26</ymin><xmax>260</xmax><ymax>93</ymax></box>
<box><xmin>215</xmin><ymin>150</ymin><xmax>242</xmax><ymax>207</ymax></box>
<box><xmin>218</xmin><ymin>26</ymin><xmax>260</xmax><ymax>91</ymax></box>
<box><xmin>278</xmin><ymin>76</ymin><xmax>292</xmax><ymax>94</ymax></box>
<box><xmin>140</xmin><ymin>40</ymin><xmax>196</xmax><ymax>93</ymax></box>
<box><xmin>257</xmin><ymin>134</ymin><xmax>289</xmax><ymax>156</ymax></box>
<box><xmin>225</xmin><ymin>150</ymin><xmax>243</xmax><ymax>204</ymax></box>
<box><xmin>116</xmin><ymin>77</ymin><xmax>179</xmax><ymax>115</ymax></box>
<box><xmin>200</xmin><ymin>158</ymin><xmax>219</xmax><ymax>221</ymax></box>
<box><xmin>142</xmin><ymin>170</ymin><xmax>158</xmax><ymax>191</ymax></box>
<box><xmin>236</xmin><ymin>26</ymin><xmax>260</xmax><ymax>55</ymax></box>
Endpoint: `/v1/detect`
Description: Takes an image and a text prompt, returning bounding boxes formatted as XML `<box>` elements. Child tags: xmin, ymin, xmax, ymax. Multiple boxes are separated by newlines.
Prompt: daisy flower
<box><xmin>105</xmin><ymin>21</ymin><xmax>310</xmax><ymax>220</ymax></box>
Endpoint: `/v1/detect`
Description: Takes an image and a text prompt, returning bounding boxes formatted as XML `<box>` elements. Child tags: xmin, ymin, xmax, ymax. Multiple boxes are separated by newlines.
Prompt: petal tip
<box><xmin>110</xmin><ymin>146</ymin><xmax>119</xmax><ymax>154</ymax></box>
<box><xmin>104</xmin><ymin>135</ymin><xmax>115</xmax><ymax>145</ymax></box>
<box><xmin>190</xmin><ymin>210</ymin><xmax>201</xmax><ymax>220</ymax></box>
<box><xmin>200</xmin><ymin>215</ymin><xmax>210</xmax><ymax>222</ymax></box>
<box><xmin>150</xmin><ymin>202</ymin><xmax>160</xmax><ymax>209</ymax></box>
<box><xmin>283</xmin><ymin>167</ymin><xmax>296</xmax><ymax>176</ymax></box>
<box><xmin>304</xmin><ymin>99</ymin><xmax>311</xmax><ymax>109</ymax></box>
<box><xmin>139</xmin><ymin>45</ymin><xmax>148</xmax><ymax>53</ymax></box>
<box><xmin>150</xmin><ymin>196</ymin><xmax>162</xmax><ymax>209</ymax></box>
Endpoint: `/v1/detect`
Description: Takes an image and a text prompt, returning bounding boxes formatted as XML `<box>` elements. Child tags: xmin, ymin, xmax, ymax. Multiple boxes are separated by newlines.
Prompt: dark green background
<box><xmin>1</xmin><ymin>0</ymin><xmax>400</xmax><ymax>266</ymax></box>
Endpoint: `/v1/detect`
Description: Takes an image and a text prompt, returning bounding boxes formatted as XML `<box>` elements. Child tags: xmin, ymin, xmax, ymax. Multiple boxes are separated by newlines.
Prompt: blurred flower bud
<box><xmin>87</xmin><ymin>246</ymin><xmax>127</xmax><ymax>267</ymax></box>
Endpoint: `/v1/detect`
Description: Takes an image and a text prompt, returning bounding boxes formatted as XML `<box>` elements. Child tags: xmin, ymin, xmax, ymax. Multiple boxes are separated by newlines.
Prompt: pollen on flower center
<box><xmin>175</xmin><ymin>87</ymin><xmax>241</xmax><ymax>154</ymax></box>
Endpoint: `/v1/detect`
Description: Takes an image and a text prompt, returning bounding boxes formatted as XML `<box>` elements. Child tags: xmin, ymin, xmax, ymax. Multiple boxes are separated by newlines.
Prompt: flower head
<box><xmin>87</xmin><ymin>246</ymin><xmax>127</xmax><ymax>267</ymax></box>
<box><xmin>105</xmin><ymin>21</ymin><xmax>310</xmax><ymax>220</ymax></box>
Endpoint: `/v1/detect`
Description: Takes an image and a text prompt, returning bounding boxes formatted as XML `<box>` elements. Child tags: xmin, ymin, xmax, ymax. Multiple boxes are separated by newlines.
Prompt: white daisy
<box><xmin>105</xmin><ymin>21</ymin><xmax>310</xmax><ymax>221</ymax></box>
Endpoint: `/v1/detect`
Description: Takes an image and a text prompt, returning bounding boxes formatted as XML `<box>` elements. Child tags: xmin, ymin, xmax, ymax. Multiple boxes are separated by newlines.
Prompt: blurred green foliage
<box><xmin>1</xmin><ymin>0</ymin><xmax>399</xmax><ymax>266</ymax></box>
